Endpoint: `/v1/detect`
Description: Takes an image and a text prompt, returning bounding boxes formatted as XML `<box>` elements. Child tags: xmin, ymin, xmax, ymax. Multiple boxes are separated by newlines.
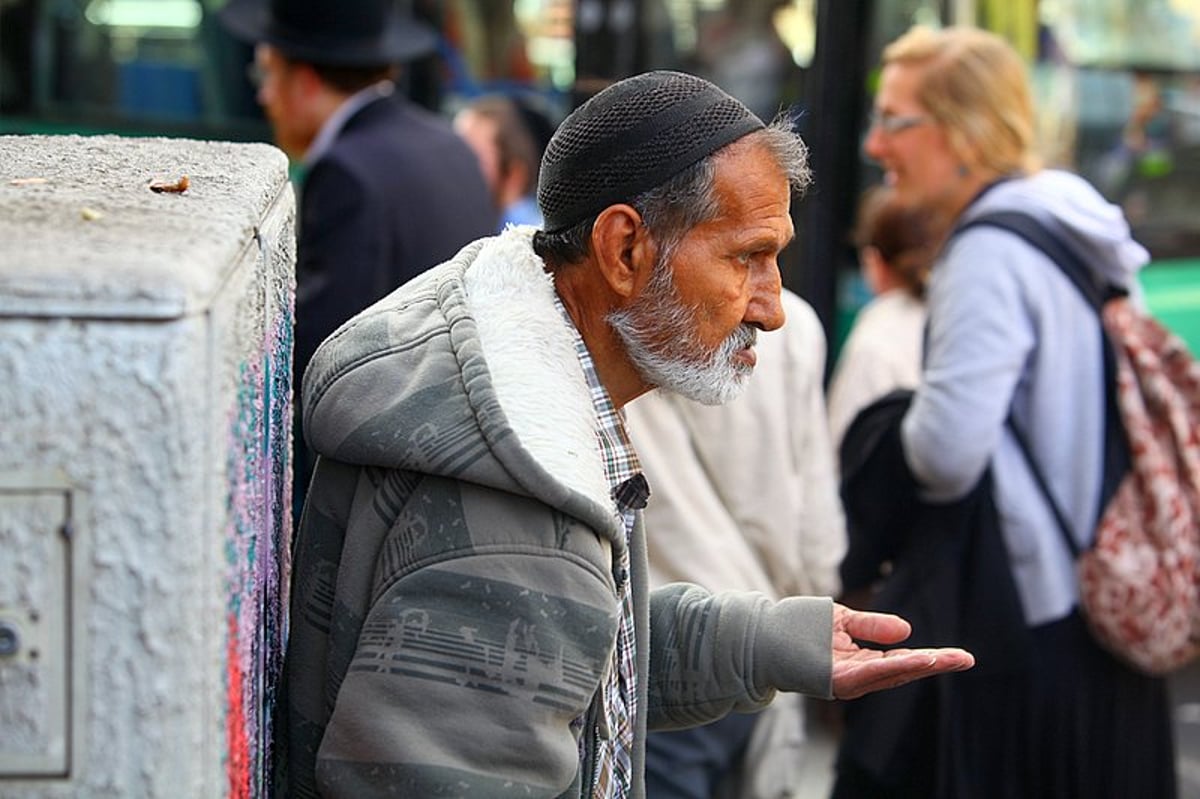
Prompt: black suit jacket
<box><xmin>293</xmin><ymin>94</ymin><xmax>497</xmax><ymax>391</ymax></box>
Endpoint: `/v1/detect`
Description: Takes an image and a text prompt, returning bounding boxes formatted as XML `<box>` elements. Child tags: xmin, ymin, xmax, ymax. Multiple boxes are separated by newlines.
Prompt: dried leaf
<box><xmin>149</xmin><ymin>175</ymin><xmax>190</xmax><ymax>194</ymax></box>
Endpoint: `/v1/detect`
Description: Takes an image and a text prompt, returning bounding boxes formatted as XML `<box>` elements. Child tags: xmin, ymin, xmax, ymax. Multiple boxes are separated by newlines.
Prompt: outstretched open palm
<box><xmin>831</xmin><ymin>604</ymin><xmax>975</xmax><ymax>700</ymax></box>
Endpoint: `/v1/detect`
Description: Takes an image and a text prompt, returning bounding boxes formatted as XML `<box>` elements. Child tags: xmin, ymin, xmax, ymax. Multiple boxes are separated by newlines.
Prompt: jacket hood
<box><xmin>964</xmin><ymin>169</ymin><xmax>1148</xmax><ymax>290</ymax></box>
<box><xmin>300</xmin><ymin>226</ymin><xmax>618</xmax><ymax>525</ymax></box>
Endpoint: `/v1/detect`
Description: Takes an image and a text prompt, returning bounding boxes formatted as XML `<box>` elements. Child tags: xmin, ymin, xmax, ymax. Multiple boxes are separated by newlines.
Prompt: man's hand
<box><xmin>831</xmin><ymin>603</ymin><xmax>975</xmax><ymax>700</ymax></box>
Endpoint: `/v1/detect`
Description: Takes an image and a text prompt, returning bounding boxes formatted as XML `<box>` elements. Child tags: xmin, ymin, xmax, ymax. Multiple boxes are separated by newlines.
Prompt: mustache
<box><xmin>725</xmin><ymin>324</ymin><xmax>757</xmax><ymax>352</ymax></box>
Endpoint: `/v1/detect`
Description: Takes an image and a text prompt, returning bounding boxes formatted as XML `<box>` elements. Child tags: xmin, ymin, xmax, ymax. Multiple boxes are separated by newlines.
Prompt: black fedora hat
<box><xmin>219</xmin><ymin>0</ymin><xmax>438</xmax><ymax>67</ymax></box>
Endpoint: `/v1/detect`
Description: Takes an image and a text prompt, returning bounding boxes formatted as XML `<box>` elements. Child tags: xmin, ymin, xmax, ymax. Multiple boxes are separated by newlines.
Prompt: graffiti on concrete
<box><xmin>224</xmin><ymin>273</ymin><xmax>293</xmax><ymax>798</ymax></box>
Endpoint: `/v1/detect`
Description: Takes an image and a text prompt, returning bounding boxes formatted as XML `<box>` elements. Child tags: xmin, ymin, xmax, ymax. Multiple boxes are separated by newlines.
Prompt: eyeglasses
<box><xmin>868</xmin><ymin>109</ymin><xmax>932</xmax><ymax>135</ymax></box>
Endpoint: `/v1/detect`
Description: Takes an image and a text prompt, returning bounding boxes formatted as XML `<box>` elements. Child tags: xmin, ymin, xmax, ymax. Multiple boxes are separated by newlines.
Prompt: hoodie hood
<box><xmin>964</xmin><ymin>169</ymin><xmax>1149</xmax><ymax>291</ymax></box>
<box><xmin>301</xmin><ymin>226</ymin><xmax>618</xmax><ymax>529</ymax></box>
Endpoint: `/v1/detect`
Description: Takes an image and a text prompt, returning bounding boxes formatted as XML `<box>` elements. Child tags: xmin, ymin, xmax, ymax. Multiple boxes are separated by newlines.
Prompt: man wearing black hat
<box><xmin>280</xmin><ymin>70</ymin><xmax>974</xmax><ymax>798</ymax></box>
<box><xmin>218</xmin><ymin>0</ymin><xmax>496</xmax><ymax>505</ymax></box>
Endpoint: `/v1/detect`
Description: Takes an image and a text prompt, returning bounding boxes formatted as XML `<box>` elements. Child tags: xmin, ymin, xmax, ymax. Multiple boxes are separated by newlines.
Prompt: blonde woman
<box><xmin>834</xmin><ymin>25</ymin><xmax>1175</xmax><ymax>799</ymax></box>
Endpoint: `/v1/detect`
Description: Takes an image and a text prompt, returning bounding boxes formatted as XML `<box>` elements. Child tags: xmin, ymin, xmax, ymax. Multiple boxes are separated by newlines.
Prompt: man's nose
<box><xmin>747</xmin><ymin>264</ymin><xmax>785</xmax><ymax>332</ymax></box>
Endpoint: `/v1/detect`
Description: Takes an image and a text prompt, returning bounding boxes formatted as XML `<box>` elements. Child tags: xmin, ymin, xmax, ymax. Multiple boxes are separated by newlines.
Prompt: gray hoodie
<box><xmin>901</xmin><ymin>169</ymin><xmax>1148</xmax><ymax>627</ymax></box>
<box><xmin>279</xmin><ymin>226</ymin><xmax>834</xmax><ymax>798</ymax></box>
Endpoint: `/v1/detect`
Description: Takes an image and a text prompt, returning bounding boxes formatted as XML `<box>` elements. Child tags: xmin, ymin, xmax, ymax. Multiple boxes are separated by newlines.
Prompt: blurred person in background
<box><xmin>626</xmin><ymin>286</ymin><xmax>846</xmax><ymax>799</ymax></box>
<box><xmin>690</xmin><ymin>0</ymin><xmax>800</xmax><ymax>123</ymax></box>
<box><xmin>454</xmin><ymin>92</ymin><xmax>555</xmax><ymax>229</ymax></box>
<box><xmin>218</xmin><ymin>0</ymin><xmax>496</xmax><ymax>510</ymax></box>
<box><xmin>826</xmin><ymin>186</ymin><xmax>939</xmax><ymax>449</ymax></box>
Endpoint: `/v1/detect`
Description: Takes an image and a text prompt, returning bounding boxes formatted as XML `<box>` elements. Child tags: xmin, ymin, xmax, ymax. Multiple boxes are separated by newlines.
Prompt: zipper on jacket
<box><xmin>589</xmin><ymin>722</ymin><xmax>604</xmax><ymax>796</ymax></box>
<box><xmin>582</xmin><ymin>699</ymin><xmax>605</xmax><ymax>795</ymax></box>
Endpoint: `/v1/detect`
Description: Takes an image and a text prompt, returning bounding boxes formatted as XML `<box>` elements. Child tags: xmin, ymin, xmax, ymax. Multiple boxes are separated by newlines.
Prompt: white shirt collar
<box><xmin>303</xmin><ymin>80</ymin><xmax>396</xmax><ymax>167</ymax></box>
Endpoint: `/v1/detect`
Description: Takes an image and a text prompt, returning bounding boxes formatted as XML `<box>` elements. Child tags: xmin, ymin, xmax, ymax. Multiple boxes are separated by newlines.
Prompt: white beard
<box><xmin>608</xmin><ymin>261</ymin><xmax>756</xmax><ymax>406</ymax></box>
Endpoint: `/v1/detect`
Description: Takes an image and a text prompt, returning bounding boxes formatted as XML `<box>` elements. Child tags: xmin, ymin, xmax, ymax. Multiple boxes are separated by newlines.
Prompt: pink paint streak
<box><xmin>227</xmin><ymin>614</ymin><xmax>251</xmax><ymax>799</ymax></box>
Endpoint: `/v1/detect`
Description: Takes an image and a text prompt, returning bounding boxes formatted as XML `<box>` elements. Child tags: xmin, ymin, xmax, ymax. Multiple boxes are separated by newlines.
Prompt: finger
<box><xmin>836</xmin><ymin>606</ymin><xmax>912</xmax><ymax>645</ymax></box>
<box><xmin>833</xmin><ymin>648</ymin><xmax>975</xmax><ymax>700</ymax></box>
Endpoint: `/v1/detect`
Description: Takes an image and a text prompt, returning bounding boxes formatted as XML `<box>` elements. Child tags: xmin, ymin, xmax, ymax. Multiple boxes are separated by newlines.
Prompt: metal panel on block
<box><xmin>0</xmin><ymin>475</ymin><xmax>79</xmax><ymax>777</ymax></box>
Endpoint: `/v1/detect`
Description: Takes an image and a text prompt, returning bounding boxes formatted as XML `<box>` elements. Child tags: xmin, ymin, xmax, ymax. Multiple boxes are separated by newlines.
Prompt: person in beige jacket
<box><xmin>626</xmin><ymin>288</ymin><xmax>847</xmax><ymax>799</ymax></box>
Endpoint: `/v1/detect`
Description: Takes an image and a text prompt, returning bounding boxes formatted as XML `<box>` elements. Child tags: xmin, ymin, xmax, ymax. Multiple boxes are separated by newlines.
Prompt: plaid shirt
<box><xmin>557</xmin><ymin>298</ymin><xmax>648</xmax><ymax>798</ymax></box>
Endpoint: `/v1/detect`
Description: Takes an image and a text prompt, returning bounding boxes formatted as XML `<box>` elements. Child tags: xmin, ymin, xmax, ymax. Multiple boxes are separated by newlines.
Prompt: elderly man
<box><xmin>279</xmin><ymin>70</ymin><xmax>974</xmax><ymax>798</ymax></box>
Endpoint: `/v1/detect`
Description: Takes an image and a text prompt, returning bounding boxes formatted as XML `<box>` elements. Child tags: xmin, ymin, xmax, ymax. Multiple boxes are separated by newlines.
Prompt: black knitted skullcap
<box><xmin>537</xmin><ymin>71</ymin><xmax>765</xmax><ymax>234</ymax></box>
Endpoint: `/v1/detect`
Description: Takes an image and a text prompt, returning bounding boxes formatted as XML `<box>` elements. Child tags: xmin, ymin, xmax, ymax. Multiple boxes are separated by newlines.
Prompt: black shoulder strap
<box><xmin>1005</xmin><ymin>411</ymin><xmax>1082</xmax><ymax>558</ymax></box>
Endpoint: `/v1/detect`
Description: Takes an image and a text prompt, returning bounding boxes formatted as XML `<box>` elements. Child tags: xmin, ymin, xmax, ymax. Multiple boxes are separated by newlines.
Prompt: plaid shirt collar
<box><xmin>553</xmin><ymin>295</ymin><xmax>649</xmax><ymax>512</ymax></box>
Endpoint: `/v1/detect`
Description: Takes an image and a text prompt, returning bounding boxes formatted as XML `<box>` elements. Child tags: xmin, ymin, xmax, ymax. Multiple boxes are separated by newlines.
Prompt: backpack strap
<box><xmin>952</xmin><ymin>210</ymin><xmax>1131</xmax><ymax>558</ymax></box>
<box><xmin>1005</xmin><ymin>410</ymin><xmax>1082</xmax><ymax>558</ymax></box>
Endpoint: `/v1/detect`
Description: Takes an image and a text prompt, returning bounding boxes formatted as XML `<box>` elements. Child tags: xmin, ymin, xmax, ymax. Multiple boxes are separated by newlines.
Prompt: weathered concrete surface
<box><xmin>0</xmin><ymin>135</ymin><xmax>295</xmax><ymax>798</ymax></box>
<box><xmin>0</xmin><ymin>135</ymin><xmax>289</xmax><ymax>318</ymax></box>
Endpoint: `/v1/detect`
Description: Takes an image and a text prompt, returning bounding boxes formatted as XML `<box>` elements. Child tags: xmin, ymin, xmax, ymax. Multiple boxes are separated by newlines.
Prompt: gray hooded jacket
<box><xmin>278</xmin><ymin>226</ymin><xmax>834</xmax><ymax>798</ymax></box>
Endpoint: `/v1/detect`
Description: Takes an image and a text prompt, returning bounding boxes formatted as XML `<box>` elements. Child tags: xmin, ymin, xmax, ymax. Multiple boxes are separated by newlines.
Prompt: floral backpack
<box><xmin>960</xmin><ymin>210</ymin><xmax>1200</xmax><ymax>676</ymax></box>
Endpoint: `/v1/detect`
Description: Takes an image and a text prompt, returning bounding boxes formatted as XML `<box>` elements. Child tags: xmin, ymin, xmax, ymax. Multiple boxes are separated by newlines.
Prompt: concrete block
<box><xmin>0</xmin><ymin>134</ymin><xmax>295</xmax><ymax>798</ymax></box>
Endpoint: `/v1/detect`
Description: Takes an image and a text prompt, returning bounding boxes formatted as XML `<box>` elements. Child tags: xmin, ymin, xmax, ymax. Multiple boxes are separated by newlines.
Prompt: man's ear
<box><xmin>591</xmin><ymin>204</ymin><xmax>656</xmax><ymax>299</ymax></box>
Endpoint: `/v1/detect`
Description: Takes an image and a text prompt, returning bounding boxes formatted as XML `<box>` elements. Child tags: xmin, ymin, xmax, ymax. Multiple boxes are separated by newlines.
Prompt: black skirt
<box><xmin>833</xmin><ymin>611</ymin><xmax>1178</xmax><ymax>799</ymax></box>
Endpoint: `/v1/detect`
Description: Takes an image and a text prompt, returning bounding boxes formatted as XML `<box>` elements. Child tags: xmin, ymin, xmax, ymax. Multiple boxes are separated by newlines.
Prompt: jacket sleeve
<box><xmin>645</xmin><ymin>584</ymin><xmax>833</xmax><ymax>730</ymax></box>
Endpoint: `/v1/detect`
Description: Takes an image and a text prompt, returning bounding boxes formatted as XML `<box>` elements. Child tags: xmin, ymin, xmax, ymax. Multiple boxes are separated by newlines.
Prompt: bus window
<box><xmin>435</xmin><ymin>0</ymin><xmax>574</xmax><ymax>120</ymax></box>
<box><xmin>0</xmin><ymin>1</ymin><xmax>579</xmax><ymax>142</ymax></box>
<box><xmin>1031</xmin><ymin>1</ymin><xmax>1200</xmax><ymax>263</ymax></box>
<box><xmin>0</xmin><ymin>0</ymin><xmax>265</xmax><ymax>139</ymax></box>
<box><xmin>990</xmin><ymin>0</ymin><xmax>1200</xmax><ymax>351</ymax></box>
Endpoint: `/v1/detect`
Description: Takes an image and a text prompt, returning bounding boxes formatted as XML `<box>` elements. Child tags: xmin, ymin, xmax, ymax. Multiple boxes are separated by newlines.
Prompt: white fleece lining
<box><xmin>461</xmin><ymin>226</ymin><xmax>615</xmax><ymax>512</ymax></box>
